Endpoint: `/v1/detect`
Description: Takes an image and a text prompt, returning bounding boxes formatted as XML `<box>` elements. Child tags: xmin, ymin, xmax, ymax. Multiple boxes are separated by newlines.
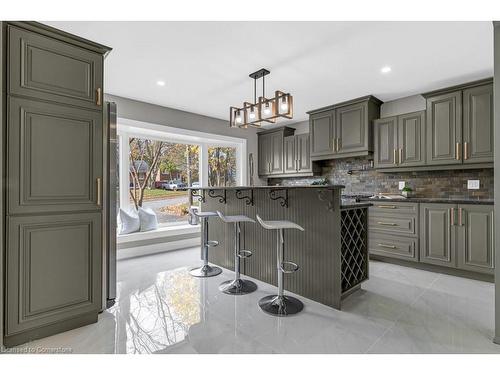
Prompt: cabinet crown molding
<box><xmin>306</xmin><ymin>95</ymin><xmax>383</xmax><ymax>115</ymax></box>
<box><xmin>421</xmin><ymin>77</ymin><xmax>493</xmax><ymax>98</ymax></box>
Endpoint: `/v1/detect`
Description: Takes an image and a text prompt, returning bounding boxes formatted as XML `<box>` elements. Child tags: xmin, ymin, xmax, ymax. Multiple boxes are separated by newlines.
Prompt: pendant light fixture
<box><xmin>230</xmin><ymin>68</ymin><xmax>293</xmax><ymax>128</ymax></box>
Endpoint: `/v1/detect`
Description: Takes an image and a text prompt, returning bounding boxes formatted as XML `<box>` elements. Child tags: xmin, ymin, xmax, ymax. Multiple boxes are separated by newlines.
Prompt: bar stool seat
<box><xmin>188</xmin><ymin>208</ymin><xmax>223</xmax><ymax>278</ymax></box>
<box><xmin>216</xmin><ymin>211</ymin><xmax>257</xmax><ymax>295</ymax></box>
<box><xmin>256</xmin><ymin>215</ymin><xmax>304</xmax><ymax>316</ymax></box>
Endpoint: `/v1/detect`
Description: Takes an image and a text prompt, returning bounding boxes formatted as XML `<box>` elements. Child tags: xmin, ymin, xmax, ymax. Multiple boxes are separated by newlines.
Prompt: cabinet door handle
<box><xmin>458</xmin><ymin>207</ymin><xmax>463</xmax><ymax>226</ymax></box>
<box><xmin>393</xmin><ymin>149</ymin><xmax>398</xmax><ymax>165</ymax></box>
<box><xmin>377</xmin><ymin>243</ymin><xmax>397</xmax><ymax>249</ymax></box>
<box><xmin>455</xmin><ymin>142</ymin><xmax>461</xmax><ymax>160</ymax></box>
<box><xmin>399</xmin><ymin>148</ymin><xmax>403</xmax><ymax>164</ymax></box>
<box><xmin>450</xmin><ymin>207</ymin><xmax>455</xmax><ymax>226</ymax></box>
<box><xmin>332</xmin><ymin>138</ymin><xmax>336</xmax><ymax>152</ymax></box>
<box><xmin>376</xmin><ymin>205</ymin><xmax>397</xmax><ymax>209</ymax></box>
<box><xmin>96</xmin><ymin>88</ymin><xmax>102</xmax><ymax>106</ymax></box>
<box><xmin>337</xmin><ymin>138</ymin><xmax>341</xmax><ymax>152</ymax></box>
<box><xmin>377</xmin><ymin>221</ymin><xmax>398</xmax><ymax>226</ymax></box>
<box><xmin>96</xmin><ymin>177</ymin><xmax>102</xmax><ymax>207</ymax></box>
<box><xmin>464</xmin><ymin>142</ymin><xmax>468</xmax><ymax>160</ymax></box>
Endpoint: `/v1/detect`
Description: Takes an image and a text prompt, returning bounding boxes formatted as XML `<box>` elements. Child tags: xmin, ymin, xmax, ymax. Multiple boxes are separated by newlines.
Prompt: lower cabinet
<box><xmin>419</xmin><ymin>203</ymin><xmax>456</xmax><ymax>268</ymax></box>
<box><xmin>369</xmin><ymin>202</ymin><xmax>494</xmax><ymax>276</ymax></box>
<box><xmin>5</xmin><ymin>212</ymin><xmax>102</xmax><ymax>339</ymax></box>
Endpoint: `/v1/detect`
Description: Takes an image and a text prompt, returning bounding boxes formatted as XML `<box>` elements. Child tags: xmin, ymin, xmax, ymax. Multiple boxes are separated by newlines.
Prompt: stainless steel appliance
<box><xmin>104</xmin><ymin>101</ymin><xmax>117</xmax><ymax>309</ymax></box>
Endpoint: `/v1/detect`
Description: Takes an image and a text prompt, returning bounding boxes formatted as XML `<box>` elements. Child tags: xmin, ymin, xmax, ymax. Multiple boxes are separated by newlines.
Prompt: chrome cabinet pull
<box><xmin>337</xmin><ymin>138</ymin><xmax>341</xmax><ymax>152</ymax></box>
<box><xmin>376</xmin><ymin>205</ymin><xmax>397</xmax><ymax>209</ymax></box>
<box><xmin>377</xmin><ymin>221</ymin><xmax>398</xmax><ymax>226</ymax></box>
<box><xmin>451</xmin><ymin>207</ymin><xmax>455</xmax><ymax>226</ymax></box>
<box><xmin>332</xmin><ymin>138</ymin><xmax>336</xmax><ymax>152</ymax></box>
<box><xmin>378</xmin><ymin>243</ymin><xmax>397</xmax><ymax>249</ymax></box>
<box><xmin>96</xmin><ymin>177</ymin><xmax>102</xmax><ymax>207</ymax></box>
<box><xmin>393</xmin><ymin>148</ymin><xmax>398</xmax><ymax>165</ymax></box>
<box><xmin>399</xmin><ymin>148</ymin><xmax>403</xmax><ymax>164</ymax></box>
<box><xmin>464</xmin><ymin>142</ymin><xmax>468</xmax><ymax>160</ymax></box>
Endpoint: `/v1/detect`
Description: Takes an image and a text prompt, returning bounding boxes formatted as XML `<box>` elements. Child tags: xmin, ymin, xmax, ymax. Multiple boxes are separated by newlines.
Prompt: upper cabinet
<box><xmin>426</xmin><ymin>91</ymin><xmax>462</xmax><ymax>166</ymax></box>
<box><xmin>374</xmin><ymin>79</ymin><xmax>493</xmax><ymax>171</ymax></box>
<box><xmin>8</xmin><ymin>25</ymin><xmax>104</xmax><ymax>111</ymax></box>
<box><xmin>462</xmin><ymin>84</ymin><xmax>494</xmax><ymax>164</ymax></box>
<box><xmin>258</xmin><ymin>128</ymin><xmax>316</xmax><ymax>178</ymax></box>
<box><xmin>308</xmin><ymin>96</ymin><xmax>382</xmax><ymax>161</ymax></box>
<box><xmin>374</xmin><ymin>111</ymin><xmax>425</xmax><ymax>168</ymax></box>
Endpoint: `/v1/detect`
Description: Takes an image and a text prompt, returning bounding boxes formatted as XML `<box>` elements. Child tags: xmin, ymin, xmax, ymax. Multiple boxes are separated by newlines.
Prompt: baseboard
<box><xmin>117</xmin><ymin>237</ymin><xmax>200</xmax><ymax>260</ymax></box>
<box><xmin>3</xmin><ymin>312</ymin><xmax>98</xmax><ymax>349</ymax></box>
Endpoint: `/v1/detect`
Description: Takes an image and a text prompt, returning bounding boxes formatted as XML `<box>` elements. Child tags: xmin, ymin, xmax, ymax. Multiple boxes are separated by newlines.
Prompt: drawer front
<box><xmin>369</xmin><ymin>233</ymin><xmax>418</xmax><ymax>261</ymax></box>
<box><xmin>369</xmin><ymin>214</ymin><xmax>417</xmax><ymax>236</ymax></box>
<box><xmin>369</xmin><ymin>202</ymin><xmax>418</xmax><ymax>216</ymax></box>
<box><xmin>9</xmin><ymin>25</ymin><xmax>103</xmax><ymax>110</ymax></box>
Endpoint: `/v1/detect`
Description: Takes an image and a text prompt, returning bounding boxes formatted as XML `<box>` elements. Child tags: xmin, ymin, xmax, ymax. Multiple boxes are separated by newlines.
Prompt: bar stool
<box><xmin>216</xmin><ymin>211</ymin><xmax>257</xmax><ymax>295</ymax></box>
<box><xmin>188</xmin><ymin>208</ymin><xmax>222</xmax><ymax>278</ymax></box>
<box><xmin>256</xmin><ymin>215</ymin><xmax>304</xmax><ymax>316</ymax></box>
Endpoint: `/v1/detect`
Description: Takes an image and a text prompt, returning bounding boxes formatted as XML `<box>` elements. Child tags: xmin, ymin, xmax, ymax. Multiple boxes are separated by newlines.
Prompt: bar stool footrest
<box><xmin>206</xmin><ymin>240</ymin><xmax>219</xmax><ymax>247</ymax></box>
<box><xmin>237</xmin><ymin>250</ymin><xmax>252</xmax><ymax>259</ymax></box>
<box><xmin>280</xmin><ymin>261</ymin><xmax>299</xmax><ymax>274</ymax></box>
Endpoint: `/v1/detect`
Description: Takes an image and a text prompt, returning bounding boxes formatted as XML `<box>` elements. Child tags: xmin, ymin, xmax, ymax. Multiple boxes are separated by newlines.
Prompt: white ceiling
<box><xmin>46</xmin><ymin>21</ymin><xmax>493</xmax><ymax>124</ymax></box>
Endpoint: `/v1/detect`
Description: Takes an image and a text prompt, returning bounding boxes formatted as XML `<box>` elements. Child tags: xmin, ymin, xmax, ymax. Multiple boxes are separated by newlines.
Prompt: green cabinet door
<box><xmin>335</xmin><ymin>102</ymin><xmax>367</xmax><ymax>154</ymax></box>
<box><xmin>284</xmin><ymin>136</ymin><xmax>296</xmax><ymax>173</ymax></box>
<box><xmin>398</xmin><ymin>111</ymin><xmax>426</xmax><ymax>167</ymax></box>
<box><xmin>374</xmin><ymin>116</ymin><xmax>397</xmax><ymax>168</ymax></box>
<box><xmin>463</xmin><ymin>84</ymin><xmax>494</xmax><ymax>164</ymax></box>
<box><xmin>270</xmin><ymin>131</ymin><xmax>284</xmax><ymax>174</ymax></box>
<box><xmin>8</xmin><ymin>97</ymin><xmax>103</xmax><ymax>214</ymax></box>
<box><xmin>457</xmin><ymin>204</ymin><xmax>494</xmax><ymax>274</ymax></box>
<box><xmin>426</xmin><ymin>91</ymin><xmax>462</xmax><ymax>165</ymax></box>
<box><xmin>419</xmin><ymin>203</ymin><xmax>456</xmax><ymax>268</ymax></box>
<box><xmin>310</xmin><ymin>110</ymin><xmax>334</xmax><ymax>157</ymax></box>
<box><xmin>296</xmin><ymin>133</ymin><xmax>312</xmax><ymax>172</ymax></box>
<box><xmin>8</xmin><ymin>25</ymin><xmax>103</xmax><ymax>110</ymax></box>
<box><xmin>5</xmin><ymin>212</ymin><xmax>102</xmax><ymax>344</ymax></box>
<box><xmin>258</xmin><ymin>133</ymin><xmax>272</xmax><ymax>176</ymax></box>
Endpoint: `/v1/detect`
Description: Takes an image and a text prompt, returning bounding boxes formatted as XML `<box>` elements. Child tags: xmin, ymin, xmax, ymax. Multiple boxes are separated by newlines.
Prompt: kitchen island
<box><xmin>189</xmin><ymin>186</ymin><xmax>370</xmax><ymax>310</ymax></box>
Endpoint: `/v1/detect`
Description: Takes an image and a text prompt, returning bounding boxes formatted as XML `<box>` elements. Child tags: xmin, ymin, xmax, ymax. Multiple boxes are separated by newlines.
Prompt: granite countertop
<box><xmin>341</xmin><ymin>201</ymin><xmax>372</xmax><ymax>209</ymax></box>
<box><xmin>191</xmin><ymin>185</ymin><xmax>345</xmax><ymax>190</ymax></box>
<box><xmin>359</xmin><ymin>197</ymin><xmax>494</xmax><ymax>205</ymax></box>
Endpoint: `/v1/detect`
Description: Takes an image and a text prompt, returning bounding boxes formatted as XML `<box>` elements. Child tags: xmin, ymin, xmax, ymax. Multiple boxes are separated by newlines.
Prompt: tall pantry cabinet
<box><xmin>0</xmin><ymin>22</ymin><xmax>111</xmax><ymax>347</ymax></box>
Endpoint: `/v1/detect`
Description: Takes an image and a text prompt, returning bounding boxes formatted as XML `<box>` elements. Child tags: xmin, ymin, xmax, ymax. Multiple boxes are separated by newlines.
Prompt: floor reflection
<box><xmin>114</xmin><ymin>267</ymin><xmax>201</xmax><ymax>354</ymax></box>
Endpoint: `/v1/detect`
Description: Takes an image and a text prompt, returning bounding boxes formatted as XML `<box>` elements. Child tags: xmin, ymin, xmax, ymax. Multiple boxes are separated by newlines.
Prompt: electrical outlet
<box><xmin>467</xmin><ymin>180</ymin><xmax>480</xmax><ymax>190</ymax></box>
<box><xmin>399</xmin><ymin>181</ymin><xmax>406</xmax><ymax>190</ymax></box>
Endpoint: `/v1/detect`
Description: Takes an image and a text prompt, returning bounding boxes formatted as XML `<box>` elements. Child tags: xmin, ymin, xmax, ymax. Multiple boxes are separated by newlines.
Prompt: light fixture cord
<box><xmin>262</xmin><ymin>74</ymin><xmax>265</xmax><ymax>99</ymax></box>
<box><xmin>254</xmin><ymin>77</ymin><xmax>257</xmax><ymax>105</ymax></box>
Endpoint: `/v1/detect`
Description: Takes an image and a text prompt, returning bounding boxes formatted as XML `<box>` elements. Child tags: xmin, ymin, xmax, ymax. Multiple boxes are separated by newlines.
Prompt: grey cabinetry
<box><xmin>8</xmin><ymin>97</ymin><xmax>102</xmax><ymax>214</ymax></box>
<box><xmin>374</xmin><ymin>116</ymin><xmax>397</xmax><ymax>168</ymax></box>
<box><xmin>8</xmin><ymin>25</ymin><xmax>103</xmax><ymax>110</ymax></box>
<box><xmin>426</xmin><ymin>91</ymin><xmax>462</xmax><ymax>166</ymax></box>
<box><xmin>308</xmin><ymin>96</ymin><xmax>381</xmax><ymax>161</ymax></box>
<box><xmin>368</xmin><ymin>202</ymin><xmax>419</xmax><ymax>262</ymax></box>
<box><xmin>257</xmin><ymin>127</ymin><xmax>294</xmax><ymax>177</ymax></box>
<box><xmin>3</xmin><ymin>22</ymin><xmax>111</xmax><ymax>347</ymax></box>
<box><xmin>284</xmin><ymin>136</ymin><xmax>296</xmax><ymax>173</ymax></box>
<box><xmin>456</xmin><ymin>205</ymin><xmax>494</xmax><ymax>275</ymax></box>
<box><xmin>462</xmin><ymin>84</ymin><xmax>494</xmax><ymax>164</ymax></box>
<box><xmin>310</xmin><ymin>110</ymin><xmax>334</xmax><ymax>157</ymax></box>
<box><xmin>398</xmin><ymin>111</ymin><xmax>426</xmax><ymax>167</ymax></box>
<box><xmin>374</xmin><ymin>111</ymin><xmax>425</xmax><ymax>168</ymax></box>
<box><xmin>6</xmin><ymin>213</ymin><xmax>102</xmax><ymax>338</ymax></box>
<box><xmin>419</xmin><ymin>203</ymin><xmax>456</xmax><ymax>268</ymax></box>
<box><xmin>284</xmin><ymin>134</ymin><xmax>312</xmax><ymax>174</ymax></box>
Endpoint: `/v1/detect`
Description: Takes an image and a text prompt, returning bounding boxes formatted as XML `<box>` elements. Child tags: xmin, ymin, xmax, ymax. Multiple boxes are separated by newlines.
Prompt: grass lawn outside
<box><xmin>130</xmin><ymin>188</ymin><xmax>188</xmax><ymax>201</ymax></box>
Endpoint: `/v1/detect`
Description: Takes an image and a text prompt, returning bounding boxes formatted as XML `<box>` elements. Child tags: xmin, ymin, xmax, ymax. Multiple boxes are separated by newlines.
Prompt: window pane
<box><xmin>208</xmin><ymin>146</ymin><xmax>237</xmax><ymax>187</ymax></box>
<box><xmin>128</xmin><ymin>137</ymin><xmax>199</xmax><ymax>226</ymax></box>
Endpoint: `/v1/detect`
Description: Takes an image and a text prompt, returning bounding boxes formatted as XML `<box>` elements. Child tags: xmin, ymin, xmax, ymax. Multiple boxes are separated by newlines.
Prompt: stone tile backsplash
<box><xmin>268</xmin><ymin>156</ymin><xmax>493</xmax><ymax>200</ymax></box>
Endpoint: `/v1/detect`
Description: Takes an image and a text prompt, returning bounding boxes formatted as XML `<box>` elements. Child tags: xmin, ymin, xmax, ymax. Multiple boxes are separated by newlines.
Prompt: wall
<box><xmin>493</xmin><ymin>21</ymin><xmax>500</xmax><ymax>345</ymax></box>
<box><xmin>285</xmin><ymin>119</ymin><xmax>309</xmax><ymax>134</ymax></box>
<box><xmin>105</xmin><ymin>94</ymin><xmax>263</xmax><ymax>185</ymax></box>
<box><xmin>380</xmin><ymin>94</ymin><xmax>426</xmax><ymax>117</ymax></box>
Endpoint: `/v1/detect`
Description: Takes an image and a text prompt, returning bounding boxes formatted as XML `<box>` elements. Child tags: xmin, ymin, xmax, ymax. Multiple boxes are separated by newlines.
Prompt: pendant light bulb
<box><xmin>235</xmin><ymin>110</ymin><xmax>242</xmax><ymax>124</ymax></box>
<box><xmin>263</xmin><ymin>102</ymin><xmax>272</xmax><ymax>116</ymax></box>
<box><xmin>248</xmin><ymin>106</ymin><xmax>256</xmax><ymax>120</ymax></box>
<box><xmin>280</xmin><ymin>97</ymin><xmax>288</xmax><ymax>111</ymax></box>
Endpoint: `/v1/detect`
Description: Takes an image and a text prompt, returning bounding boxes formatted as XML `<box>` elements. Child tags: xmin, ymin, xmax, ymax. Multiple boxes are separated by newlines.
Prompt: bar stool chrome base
<box><xmin>189</xmin><ymin>264</ymin><xmax>222</xmax><ymax>278</ymax></box>
<box><xmin>219</xmin><ymin>279</ymin><xmax>257</xmax><ymax>295</ymax></box>
<box><xmin>258</xmin><ymin>295</ymin><xmax>304</xmax><ymax>316</ymax></box>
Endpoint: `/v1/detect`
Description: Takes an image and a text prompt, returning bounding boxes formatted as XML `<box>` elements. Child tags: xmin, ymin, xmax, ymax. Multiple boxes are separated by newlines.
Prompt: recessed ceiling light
<box><xmin>381</xmin><ymin>66</ymin><xmax>392</xmax><ymax>74</ymax></box>
<box><xmin>156</xmin><ymin>80</ymin><xmax>166</xmax><ymax>86</ymax></box>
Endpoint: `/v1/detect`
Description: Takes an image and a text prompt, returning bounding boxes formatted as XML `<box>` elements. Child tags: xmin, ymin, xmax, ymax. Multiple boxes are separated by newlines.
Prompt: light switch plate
<box><xmin>399</xmin><ymin>181</ymin><xmax>406</xmax><ymax>190</ymax></box>
<box><xmin>467</xmin><ymin>180</ymin><xmax>480</xmax><ymax>190</ymax></box>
